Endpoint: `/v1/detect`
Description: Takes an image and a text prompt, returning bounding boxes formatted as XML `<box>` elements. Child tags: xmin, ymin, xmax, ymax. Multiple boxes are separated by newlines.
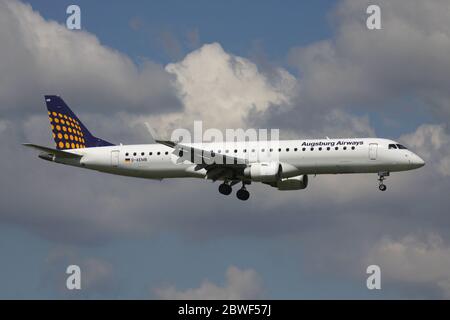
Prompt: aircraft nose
<box><xmin>411</xmin><ymin>154</ymin><xmax>425</xmax><ymax>168</ymax></box>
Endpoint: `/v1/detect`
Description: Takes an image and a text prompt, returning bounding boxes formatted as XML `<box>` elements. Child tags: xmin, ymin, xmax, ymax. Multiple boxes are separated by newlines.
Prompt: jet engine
<box><xmin>275</xmin><ymin>175</ymin><xmax>308</xmax><ymax>190</ymax></box>
<box><xmin>243</xmin><ymin>162</ymin><xmax>282</xmax><ymax>182</ymax></box>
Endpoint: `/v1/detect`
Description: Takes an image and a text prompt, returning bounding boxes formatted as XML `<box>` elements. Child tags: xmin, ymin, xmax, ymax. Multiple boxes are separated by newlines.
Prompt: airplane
<box><xmin>23</xmin><ymin>95</ymin><xmax>425</xmax><ymax>201</ymax></box>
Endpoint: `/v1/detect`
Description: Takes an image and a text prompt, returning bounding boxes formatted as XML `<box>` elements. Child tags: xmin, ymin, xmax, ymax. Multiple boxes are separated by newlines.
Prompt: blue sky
<box><xmin>1</xmin><ymin>0</ymin><xmax>450</xmax><ymax>299</ymax></box>
<box><xmin>30</xmin><ymin>0</ymin><xmax>335</xmax><ymax>64</ymax></box>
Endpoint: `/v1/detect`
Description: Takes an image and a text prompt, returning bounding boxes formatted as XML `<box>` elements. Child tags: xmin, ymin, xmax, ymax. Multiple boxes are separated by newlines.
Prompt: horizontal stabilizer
<box><xmin>22</xmin><ymin>143</ymin><xmax>82</xmax><ymax>158</ymax></box>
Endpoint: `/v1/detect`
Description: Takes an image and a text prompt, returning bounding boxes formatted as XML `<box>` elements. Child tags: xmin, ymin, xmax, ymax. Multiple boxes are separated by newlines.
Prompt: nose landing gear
<box><xmin>378</xmin><ymin>171</ymin><xmax>389</xmax><ymax>191</ymax></box>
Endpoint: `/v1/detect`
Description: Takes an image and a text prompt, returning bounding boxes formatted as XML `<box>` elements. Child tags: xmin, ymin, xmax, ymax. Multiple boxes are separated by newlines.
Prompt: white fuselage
<box><xmin>55</xmin><ymin>138</ymin><xmax>425</xmax><ymax>181</ymax></box>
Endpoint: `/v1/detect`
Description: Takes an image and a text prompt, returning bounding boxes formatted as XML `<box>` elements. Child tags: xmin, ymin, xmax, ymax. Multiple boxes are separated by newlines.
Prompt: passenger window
<box><xmin>327</xmin><ymin>147</ymin><xmax>330</xmax><ymax>151</ymax></box>
<box><xmin>234</xmin><ymin>149</ymin><xmax>238</xmax><ymax>153</ymax></box>
<box><xmin>270</xmin><ymin>148</ymin><xmax>273</xmax><ymax>152</ymax></box>
<box><xmin>294</xmin><ymin>148</ymin><xmax>298</xmax><ymax>151</ymax></box>
<box><xmin>165</xmin><ymin>151</ymin><xmax>168</xmax><ymax>155</ymax></box>
<box><xmin>286</xmin><ymin>148</ymin><xmax>289</xmax><ymax>152</ymax></box>
<box><xmin>149</xmin><ymin>152</ymin><xmax>153</xmax><ymax>156</ymax></box>
<box><xmin>141</xmin><ymin>152</ymin><xmax>145</xmax><ymax>156</ymax></box>
<box><xmin>318</xmin><ymin>147</ymin><xmax>322</xmax><ymax>151</ymax></box>
<box><xmin>310</xmin><ymin>147</ymin><xmax>314</xmax><ymax>151</ymax></box>
<box><xmin>243</xmin><ymin>149</ymin><xmax>247</xmax><ymax>153</ymax></box>
<box><xmin>335</xmin><ymin>147</ymin><xmax>338</xmax><ymax>150</ymax></box>
<box><xmin>278</xmin><ymin>148</ymin><xmax>281</xmax><ymax>152</ymax></box>
<box><xmin>261</xmin><ymin>149</ymin><xmax>265</xmax><ymax>152</ymax></box>
<box><xmin>343</xmin><ymin>147</ymin><xmax>347</xmax><ymax>150</ymax></box>
<box><xmin>351</xmin><ymin>146</ymin><xmax>355</xmax><ymax>150</ymax></box>
<box><xmin>133</xmin><ymin>152</ymin><xmax>137</xmax><ymax>156</ymax></box>
<box><xmin>302</xmin><ymin>148</ymin><xmax>306</xmax><ymax>151</ymax></box>
<box><xmin>157</xmin><ymin>152</ymin><xmax>160</xmax><ymax>155</ymax></box>
<box><xmin>125</xmin><ymin>153</ymin><xmax>129</xmax><ymax>156</ymax></box>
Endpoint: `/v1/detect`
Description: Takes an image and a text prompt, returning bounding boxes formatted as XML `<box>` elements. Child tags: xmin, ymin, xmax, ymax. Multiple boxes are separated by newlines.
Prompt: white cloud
<box><xmin>366</xmin><ymin>234</ymin><xmax>450</xmax><ymax>298</ymax></box>
<box><xmin>143</xmin><ymin>41</ymin><xmax>374</xmax><ymax>140</ymax></box>
<box><xmin>148</xmin><ymin>42</ymin><xmax>297</xmax><ymax>133</ymax></box>
<box><xmin>154</xmin><ymin>266</ymin><xmax>264</xmax><ymax>299</ymax></box>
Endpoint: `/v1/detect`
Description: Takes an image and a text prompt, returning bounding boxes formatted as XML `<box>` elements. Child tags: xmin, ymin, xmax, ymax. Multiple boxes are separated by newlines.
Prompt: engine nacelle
<box><xmin>276</xmin><ymin>175</ymin><xmax>308</xmax><ymax>190</ymax></box>
<box><xmin>243</xmin><ymin>162</ymin><xmax>282</xmax><ymax>182</ymax></box>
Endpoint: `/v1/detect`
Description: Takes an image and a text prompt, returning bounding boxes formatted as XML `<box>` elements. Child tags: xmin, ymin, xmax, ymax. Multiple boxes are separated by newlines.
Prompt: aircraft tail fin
<box><xmin>44</xmin><ymin>95</ymin><xmax>114</xmax><ymax>150</ymax></box>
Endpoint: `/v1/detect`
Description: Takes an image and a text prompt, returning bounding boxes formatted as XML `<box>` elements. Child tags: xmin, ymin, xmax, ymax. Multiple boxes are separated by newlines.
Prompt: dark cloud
<box><xmin>264</xmin><ymin>0</ymin><xmax>450</xmax><ymax>134</ymax></box>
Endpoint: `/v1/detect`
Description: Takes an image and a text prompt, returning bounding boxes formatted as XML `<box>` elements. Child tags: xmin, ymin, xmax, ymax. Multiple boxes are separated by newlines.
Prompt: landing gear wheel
<box><xmin>377</xmin><ymin>171</ymin><xmax>390</xmax><ymax>192</ymax></box>
<box><xmin>236</xmin><ymin>188</ymin><xmax>250</xmax><ymax>201</ymax></box>
<box><xmin>218</xmin><ymin>183</ymin><xmax>232</xmax><ymax>195</ymax></box>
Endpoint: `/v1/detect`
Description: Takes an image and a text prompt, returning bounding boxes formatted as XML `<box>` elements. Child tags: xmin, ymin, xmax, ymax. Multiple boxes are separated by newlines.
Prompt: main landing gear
<box><xmin>218</xmin><ymin>183</ymin><xmax>232</xmax><ymax>195</ymax></box>
<box><xmin>378</xmin><ymin>171</ymin><xmax>389</xmax><ymax>191</ymax></box>
<box><xmin>218</xmin><ymin>181</ymin><xmax>250</xmax><ymax>200</ymax></box>
<box><xmin>236</xmin><ymin>186</ymin><xmax>250</xmax><ymax>201</ymax></box>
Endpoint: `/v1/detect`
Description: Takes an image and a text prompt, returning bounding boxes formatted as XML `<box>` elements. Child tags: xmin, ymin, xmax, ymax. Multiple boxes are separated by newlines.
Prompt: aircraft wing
<box><xmin>146</xmin><ymin>122</ymin><xmax>248</xmax><ymax>181</ymax></box>
<box><xmin>156</xmin><ymin>140</ymin><xmax>248</xmax><ymax>181</ymax></box>
<box><xmin>22</xmin><ymin>143</ymin><xmax>82</xmax><ymax>159</ymax></box>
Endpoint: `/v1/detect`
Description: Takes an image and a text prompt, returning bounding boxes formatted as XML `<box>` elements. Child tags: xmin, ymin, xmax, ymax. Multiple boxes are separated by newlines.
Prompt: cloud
<box><xmin>284</xmin><ymin>0</ymin><xmax>450</xmax><ymax>131</ymax></box>
<box><xmin>366</xmin><ymin>234</ymin><xmax>450</xmax><ymax>298</ymax></box>
<box><xmin>145</xmin><ymin>42</ymin><xmax>297</xmax><ymax>134</ymax></box>
<box><xmin>400</xmin><ymin>124</ymin><xmax>450</xmax><ymax>176</ymax></box>
<box><xmin>154</xmin><ymin>266</ymin><xmax>264</xmax><ymax>299</ymax></box>
<box><xmin>0</xmin><ymin>0</ymin><xmax>181</xmax><ymax>117</ymax></box>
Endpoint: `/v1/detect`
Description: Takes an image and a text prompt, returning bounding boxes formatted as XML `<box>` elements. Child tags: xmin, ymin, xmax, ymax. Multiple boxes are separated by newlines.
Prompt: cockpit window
<box><xmin>396</xmin><ymin>144</ymin><xmax>407</xmax><ymax>149</ymax></box>
<box><xmin>388</xmin><ymin>144</ymin><xmax>397</xmax><ymax>149</ymax></box>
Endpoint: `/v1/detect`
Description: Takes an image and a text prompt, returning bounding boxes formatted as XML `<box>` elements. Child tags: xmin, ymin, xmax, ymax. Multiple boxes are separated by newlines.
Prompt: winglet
<box><xmin>144</xmin><ymin>122</ymin><xmax>158</xmax><ymax>143</ymax></box>
<box><xmin>144</xmin><ymin>122</ymin><xmax>177</xmax><ymax>148</ymax></box>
